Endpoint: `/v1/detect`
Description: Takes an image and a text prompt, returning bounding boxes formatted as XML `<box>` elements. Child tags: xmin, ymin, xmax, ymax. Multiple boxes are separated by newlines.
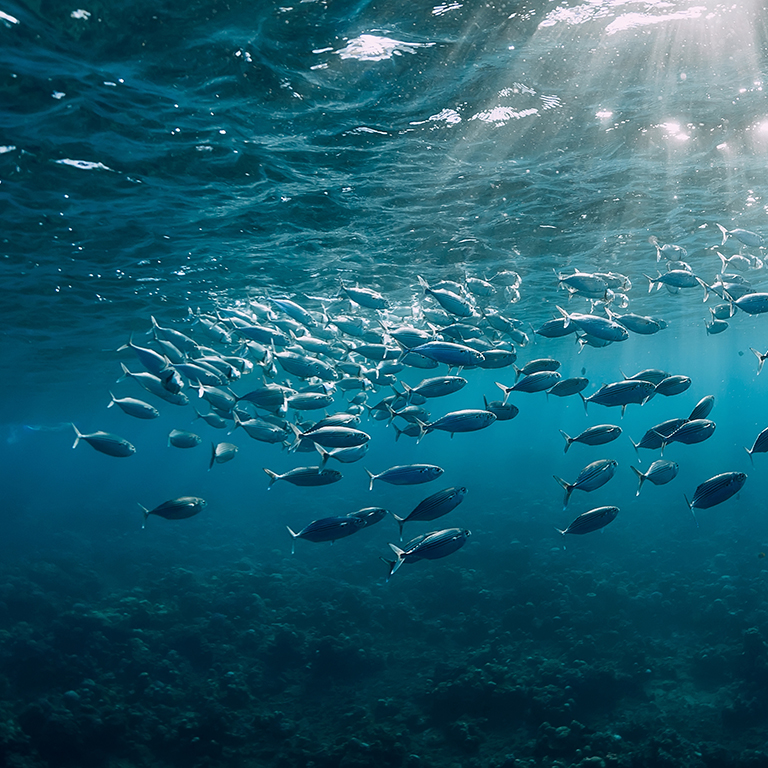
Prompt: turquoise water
<box><xmin>3</xmin><ymin>1</ymin><xmax>768</xmax><ymax>766</ymax></box>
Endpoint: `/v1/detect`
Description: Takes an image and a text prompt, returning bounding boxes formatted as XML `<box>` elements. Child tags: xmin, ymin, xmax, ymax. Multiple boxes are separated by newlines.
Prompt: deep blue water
<box><xmin>4</xmin><ymin>1</ymin><xmax>768</xmax><ymax>766</ymax></box>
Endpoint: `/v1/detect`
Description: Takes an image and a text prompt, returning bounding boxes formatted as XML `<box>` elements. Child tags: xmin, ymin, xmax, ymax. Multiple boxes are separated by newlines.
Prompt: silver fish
<box><xmin>557</xmin><ymin>307</ymin><xmax>628</xmax><ymax>342</ymax></box>
<box><xmin>557</xmin><ymin>270</ymin><xmax>609</xmax><ymax>298</ymax></box>
<box><xmin>649</xmin><ymin>236</ymin><xmax>687</xmax><ymax>262</ymax></box>
<box><xmin>535</xmin><ymin>318</ymin><xmax>574</xmax><ymax>338</ymax></box>
<box><xmin>548</xmin><ymin>377</ymin><xmax>589</xmax><ymax>398</ymax></box>
<box><xmin>556</xmin><ymin>506</ymin><xmax>619</xmax><ymax>536</ymax></box>
<box><xmin>418</xmin><ymin>276</ymin><xmax>475</xmax><ymax>317</ymax></box>
<box><xmin>654</xmin><ymin>375</ymin><xmax>692</xmax><ymax>397</ymax></box>
<box><xmin>417</xmin><ymin>409</ymin><xmax>496</xmax><ymax>439</ymax></box>
<box><xmin>408</xmin><ymin>341</ymin><xmax>485</xmax><ymax>368</ymax></box>
<box><xmin>232</xmin><ymin>415</ymin><xmax>288</xmax><ymax>443</ymax></box>
<box><xmin>71</xmin><ymin>424</ymin><xmax>136</xmax><ymax>458</ymax></box>
<box><xmin>315</xmin><ymin>442</ymin><xmax>370</xmax><ymax>467</ymax></box>
<box><xmin>622</xmin><ymin>368</ymin><xmax>670</xmax><ymax>385</ymax></box>
<box><xmin>264</xmin><ymin>466</ymin><xmax>343</xmax><ymax>489</ymax></box>
<box><xmin>685</xmin><ymin>471</ymin><xmax>747</xmax><ymax>524</ymax></box>
<box><xmin>630</xmin><ymin>460</ymin><xmax>679</xmax><ymax>495</ymax></box>
<box><xmin>290</xmin><ymin>424</ymin><xmax>371</xmax><ymax>449</ymax></box>
<box><xmin>658</xmin><ymin>419</ymin><xmax>716</xmax><ymax>455</ymax></box>
<box><xmin>391</xmin><ymin>486</ymin><xmax>467</xmax><ymax>540</ymax></box>
<box><xmin>733</xmin><ymin>293</ymin><xmax>768</xmax><ymax>315</ymax></box>
<box><xmin>477</xmin><ymin>349</ymin><xmax>518</xmax><ymax>370</ymax></box>
<box><xmin>139</xmin><ymin>496</ymin><xmax>206</xmax><ymax>528</ymax></box>
<box><xmin>402</xmin><ymin>375</ymin><xmax>467</xmax><ymax>401</ymax></box>
<box><xmin>630</xmin><ymin>418</ymin><xmax>688</xmax><ymax>453</ymax></box>
<box><xmin>581</xmin><ymin>380</ymin><xmax>655</xmax><ymax>416</ymax></box>
<box><xmin>270</xmin><ymin>297</ymin><xmax>316</xmax><ymax>327</ymax></box>
<box><xmin>688</xmin><ymin>395</ymin><xmax>715</xmax><ymax>421</ymax></box>
<box><xmin>383</xmin><ymin>527</ymin><xmax>470</xmax><ymax>580</ymax></box>
<box><xmin>168</xmin><ymin>429</ymin><xmax>202</xmax><ymax>449</ymax></box>
<box><xmin>365</xmin><ymin>463</ymin><xmax>444</xmax><ymax>491</ymax></box>
<box><xmin>553</xmin><ymin>459</ymin><xmax>618</xmax><ymax>508</ymax></box>
<box><xmin>209</xmin><ymin>441</ymin><xmax>238</xmax><ymax>469</ymax></box>
<box><xmin>482</xmin><ymin>396</ymin><xmax>519</xmax><ymax>421</ymax></box>
<box><xmin>107</xmin><ymin>392</ymin><xmax>159</xmax><ymax>420</ymax></box>
<box><xmin>339</xmin><ymin>281</ymin><xmax>389</xmax><ymax>309</ymax></box>
<box><xmin>496</xmin><ymin>371</ymin><xmax>561</xmax><ymax>401</ymax></box>
<box><xmin>606</xmin><ymin>309</ymin><xmax>666</xmax><ymax>335</ymax></box>
<box><xmin>559</xmin><ymin>424</ymin><xmax>622</xmax><ymax>453</ymax></box>
<box><xmin>347</xmin><ymin>507</ymin><xmax>388</xmax><ymax>528</ymax></box>
<box><xmin>750</xmin><ymin>347</ymin><xmax>768</xmax><ymax>374</ymax></box>
<box><xmin>745</xmin><ymin>427</ymin><xmax>768</xmax><ymax>464</ymax></box>
<box><xmin>716</xmin><ymin>223</ymin><xmax>764</xmax><ymax>248</ymax></box>
<box><xmin>513</xmin><ymin>358</ymin><xmax>561</xmax><ymax>381</ymax></box>
<box><xmin>287</xmin><ymin>516</ymin><xmax>365</xmax><ymax>553</ymax></box>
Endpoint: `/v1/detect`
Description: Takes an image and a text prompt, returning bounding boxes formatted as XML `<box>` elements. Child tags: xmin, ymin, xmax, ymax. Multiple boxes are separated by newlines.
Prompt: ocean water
<box><xmin>3</xmin><ymin>0</ymin><xmax>768</xmax><ymax>766</ymax></box>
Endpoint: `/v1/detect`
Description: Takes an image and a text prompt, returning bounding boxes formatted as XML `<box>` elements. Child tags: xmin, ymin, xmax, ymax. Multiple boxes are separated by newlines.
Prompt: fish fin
<box><xmin>745</xmin><ymin>446</ymin><xmax>754</xmax><ymax>466</ymax></box>
<box><xmin>379</xmin><ymin>556</ymin><xmax>398</xmax><ymax>582</ymax></box>
<box><xmin>107</xmin><ymin>392</ymin><xmax>116</xmax><ymax>408</ymax></box>
<box><xmin>388</xmin><ymin>542</ymin><xmax>405</xmax><ymax>557</ymax></box>
<box><xmin>629</xmin><ymin>436</ymin><xmax>640</xmax><ymax>456</ymax></box>
<box><xmin>264</xmin><ymin>468</ymin><xmax>279</xmax><ymax>489</ymax></box>
<box><xmin>71</xmin><ymin>423</ymin><xmax>82</xmax><ymax>449</ymax></box>
<box><xmin>417</xmin><ymin>275</ymin><xmax>429</xmax><ymax>293</ymax></box>
<box><xmin>555</xmin><ymin>306</ymin><xmax>571</xmax><ymax>329</ymax></box>
<box><xmin>630</xmin><ymin>465</ymin><xmax>645</xmax><ymax>496</ymax></box>
<box><xmin>390</xmin><ymin>513</ymin><xmax>406</xmax><ymax>541</ymax></box>
<box><xmin>683</xmin><ymin>494</ymin><xmax>699</xmax><ymax>527</ymax></box>
<box><xmin>138</xmin><ymin>503</ymin><xmax>150</xmax><ymax>529</ymax></box>
<box><xmin>559</xmin><ymin>430</ymin><xmax>572</xmax><ymax>454</ymax></box>
<box><xmin>495</xmin><ymin>381</ymin><xmax>512</xmax><ymax>404</ymax></box>
<box><xmin>750</xmin><ymin>348</ymin><xmax>766</xmax><ymax>375</ymax></box>
<box><xmin>116</xmin><ymin>362</ymin><xmax>131</xmax><ymax>383</ymax></box>
<box><xmin>286</xmin><ymin>526</ymin><xmax>299</xmax><ymax>555</ymax></box>
<box><xmin>392</xmin><ymin>424</ymin><xmax>403</xmax><ymax>442</ymax></box>
<box><xmin>554</xmin><ymin>526</ymin><xmax>567</xmax><ymax>536</ymax></box>
<box><xmin>553</xmin><ymin>475</ymin><xmax>572</xmax><ymax>508</ymax></box>
<box><xmin>365</xmin><ymin>468</ymin><xmax>376</xmax><ymax>491</ymax></box>
<box><xmin>716</xmin><ymin>223</ymin><xmax>728</xmax><ymax>247</ymax></box>
<box><xmin>209</xmin><ymin>442</ymin><xmax>216</xmax><ymax>471</ymax></box>
<box><xmin>579</xmin><ymin>392</ymin><xmax>588</xmax><ymax>415</ymax></box>
<box><xmin>620</xmin><ymin>404</ymin><xmax>627</xmax><ymax>418</ymax></box>
<box><xmin>315</xmin><ymin>443</ymin><xmax>330</xmax><ymax>468</ymax></box>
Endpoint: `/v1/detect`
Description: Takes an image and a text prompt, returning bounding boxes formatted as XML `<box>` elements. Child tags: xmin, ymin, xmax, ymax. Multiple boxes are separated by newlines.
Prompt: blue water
<box><xmin>3</xmin><ymin>1</ymin><xmax>768</xmax><ymax>765</ymax></box>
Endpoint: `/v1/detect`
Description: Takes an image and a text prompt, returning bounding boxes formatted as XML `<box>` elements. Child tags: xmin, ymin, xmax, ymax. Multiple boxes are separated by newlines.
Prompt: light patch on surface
<box><xmin>0</xmin><ymin>9</ymin><xmax>19</xmax><ymax>24</ymax></box>
<box><xmin>605</xmin><ymin>5</ymin><xmax>708</xmax><ymax>34</ymax></box>
<box><xmin>410</xmin><ymin>108</ymin><xmax>462</xmax><ymax>126</ymax></box>
<box><xmin>470</xmin><ymin>107</ymin><xmax>539</xmax><ymax>125</ymax></box>
<box><xmin>432</xmin><ymin>2</ymin><xmax>462</xmax><ymax>16</ymax></box>
<box><xmin>70</xmin><ymin>9</ymin><xmax>91</xmax><ymax>19</ymax></box>
<box><xmin>55</xmin><ymin>159</ymin><xmax>113</xmax><ymax>171</ymax></box>
<box><xmin>335</xmin><ymin>35</ymin><xmax>434</xmax><ymax>62</ymax></box>
<box><xmin>0</xmin><ymin>145</ymin><xmax>16</xmax><ymax>154</ymax></box>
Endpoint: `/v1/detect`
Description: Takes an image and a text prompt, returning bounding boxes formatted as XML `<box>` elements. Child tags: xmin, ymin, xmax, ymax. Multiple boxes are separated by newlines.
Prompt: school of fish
<box><xmin>71</xmin><ymin>225</ymin><xmax>767</xmax><ymax>577</ymax></box>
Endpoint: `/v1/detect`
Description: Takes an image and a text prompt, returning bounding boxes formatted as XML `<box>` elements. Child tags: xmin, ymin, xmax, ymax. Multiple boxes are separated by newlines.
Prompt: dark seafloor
<box><xmin>3</xmin><ymin>1</ymin><xmax>768</xmax><ymax>767</ymax></box>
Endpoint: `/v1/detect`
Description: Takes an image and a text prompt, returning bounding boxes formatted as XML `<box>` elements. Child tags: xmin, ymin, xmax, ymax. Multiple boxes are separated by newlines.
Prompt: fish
<box><xmin>289</xmin><ymin>424</ymin><xmax>371</xmax><ymax>449</ymax></box>
<box><xmin>622</xmin><ymin>369</ymin><xmax>670</xmax><ymax>385</ymax></box>
<box><xmin>117</xmin><ymin>364</ymin><xmax>189</xmax><ymax>406</ymax></box>
<box><xmin>270</xmin><ymin>297</ymin><xmax>316</xmax><ymax>327</ymax></box>
<box><xmin>734</xmin><ymin>293</ymin><xmax>768</xmax><ymax>315</ymax></box>
<box><xmin>418</xmin><ymin>276</ymin><xmax>475</xmax><ymax>317</ymax></box>
<box><xmin>232</xmin><ymin>414</ymin><xmax>289</xmax><ymax>443</ymax></box>
<box><xmin>71</xmin><ymin>424</ymin><xmax>136</xmax><ymax>457</ymax></box>
<box><xmin>264</xmin><ymin>466</ymin><xmax>343</xmax><ymax>488</ymax></box>
<box><xmin>365</xmin><ymin>464</ymin><xmax>444</xmax><ymax>491</ymax></box>
<box><xmin>513</xmin><ymin>358</ymin><xmax>561</xmax><ymax>380</ymax></box>
<box><xmin>557</xmin><ymin>271</ymin><xmax>609</xmax><ymax>298</ymax></box>
<box><xmin>475</xmin><ymin>349</ymin><xmax>518</xmax><ymax>369</ymax></box>
<box><xmin>556</xmin><ymin>506</ymin><xmax>619</xmax><ymax>536</ymax></box>
<box><xmin>553</xmin><ymin>459</ymin><xmax>618</xmax><ymax>508</ymax></box>
<box><xmin>658</xmin><ymin>419</ymin><xmax>715</xmax><ymax>455</ymax></box>
<box><xmin>382</xmin><ymin>527</ymin><xmax>471</xmax><ymax>580</ymax></box>
<box><xmin>391</xmin><ymin>486</ymin><xmax>467</xmax><ymax>540</ymax></box>
<box><xmin>716</xmin><ymin>223</ymin><xmax>764</xmax><ymax>248</ymax></box>
<box><xmin>275</xmin><ymin>351</ymin><xmax>337</xmax><ymax>381</ymax></box>
<box><xmin>685</xmin><ymin>471</ymin><xmax>747</xmax><ymax>524</ymax></box>
<box><xmin>548</xmin><ymin>377</ymin><xmax>589</xmax><ymax>398</ymax></box>
<box><xmin>117</xmin><ymin>334</ymin><xmax>172</xmax><ymax>378</ymax></box>
<box><xmin>346</xmin><ymin>507</ymin><xmax>388</xmax><ymax>528</ymax></box>
<box><xmin>416</xmin><ymin>409</ymin><xmax>496</xmax><ymax>439</ymax></box>
<box><xmin>630</xmin><ymin>418</ymin><xmax>688</xmax><ymax>453</ymax></box>
<box><xmin>150</xmin><ymin>316</ymin><xmax>199</xmax><ymax>354</ymax></box>
<box><xmin>168</xmin><ymin>429</ymin><xmax>202</xmax><ymax>449</ymax></box>
<box><xmin>339</xmin><ymin>281</ymin><xmax>389</xmax><ymax>309</ymax></box>
<box><xmin>407</xmin><ymin>341</ymin><xmax>485</xmax><ymax>368</ymax></box>
<box><xmin>315</xmin><ymin>442</ymin><xmax>370</xmax><ymax>467</ymax></box>
<box><xmin>286</xmin><ymin>392</ymin><xmax>336</xmax><ymax>411</ymax></box>
<box><xmin>645</xmin><ymin>269</ymin><xmax>707</xmax><ymax>297</ymax></box>
<box><xmin>392</xmin><ymin>422</ymin><xmax>422</xmax><ymax>441</ymax></box>
<box><xmin>286</xmin><ymin>516</ymin><xmax>366</xmax><ymax>553</ymax></box>
<box><xmin>107</xmin><ymin>392</ymin><xmax>159</xmax><ymax>420</ymax></box>
<box><xmin>630</xmin><ymin>460</ymin><xmax>679</xmax><ymax>495</ymax></box>
<box><xmin>194</xmin><ymin>383</ymin><xmax>237</xmax><ymax>413</ymax></box>
<box><xmin>209</xmin><ymin>441</ymin><xmax>238</xmax><ymax>469</ymax></box>
<box><xmin>559</xmin><ymin>424</ymin><xmax>622</xmax><ymax>453</ymax></box>
<box><xmin>745</xmin><ymin>427</ymin><xmax>768</xmax><ymax>464</ymax></box>
<box><xmin>482</xmin><ymin>396</ymin><xmax>519</xmax><ymax>421</ymax></box>
<box><xmin>535</xmin><ymin>318</ymin><xmax>575</xmax><ymax>338</ymax></box>
<box><xmin>654</xmin><ymin>375</ymin><xmax>692</xmax><ymax>397</ymax></box>
<box><xmin>401</xmin><ymin>375</ymin><xmax>467</xmax><ymax>401</ymax></box>
<box><xmin>557</xmin><ymin>307</ymin><xmax>628</xmax><ymax>342</ymax></box>
<box><xmin>649</xmin><ymin>236</ymin><xmax>687</xmax><ymax>262</ymax></box>
<box><xmin>688</xmin><ymin>395</ymin><xmax>715</xmax><ymax>421</ymax></box>
<box><xmin>581</xmin><ymin>380</ymin><xmax>655</xmax><ymax>416</ymax></box>
<box><xmin>496</xmin><ymin>371</ymin><xmax>561</xmax><ymax>401</ymax></box>
<box><xmin>605</xmin><ymin>309</ymin><xmax>666</xmax><ymax>335</ymax></box>
<box><xmin>139</xmin><ymin>496</ymin><xmax>207</xmax><ymax>528</ymax></box>
<box><xmin>706</xmin><ymin>316</ymin><xmax>729</xmax><ymax>335</ymax></box>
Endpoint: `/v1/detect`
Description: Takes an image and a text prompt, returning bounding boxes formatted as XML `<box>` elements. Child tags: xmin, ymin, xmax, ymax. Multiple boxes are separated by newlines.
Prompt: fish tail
<box><xmin>264</xmin><ymin>468</ymin><xmax>279</xmax><ymax>489</ymax></box>
<box><xmin>116</xmin><ymin>362</ymin><xmax>131</xmax><ymax>383</ymax></box>
<box><xmin>138</xmin><ymin>503</ymin><xmax>150</xmax><ymax>529</ymax></box>
<box><xmin>379</xmin><ymin>556</ymin><xmax>398</xmax><ymax>582</ymax></box>
<box><xmin>579</xmin><ymin>392</ymin><xmax>588</xmax><ymax>416</ymax></box>
<box><xmin>643</xmin><ymin>274</ymin><xmax>655</xmax><ymax>293</ymax></box>
<box><xmin>553</xmin><ymin>475</ymin><xmax>572</xmax><ymax>507</ymax></box>
<box><xmin>559</xmin><ymin>430</ymin><xmax>572</xmax><ymax>454</ymax></box>
<box><xmin>630</xmin><ymin>465</ymin><xmax>645</xmax><ymax>496</ymax></box>
<box><xmin>286</xmin><ymin>422</ymin><xmax>302</xmax><ymax>452</ymax></box>
<box><xmin>495</xmin><ymin>381</ymin><xmax>511</xmax><ymax>404</ymax></box>
<box><xmin>392</xmin><ymin>424</ymin><xmax>403</xmax><ymax>442</ymax></box>
<box><xmin>393</xmin><ymin>514</ymin><xmax>406</xmax><ymax>542</ymax></box>
<box><xmin>71</xmin><ymin>423</ymin><xmax>82</xmax><ymax>449</ymax></box>
<box><xmin>417</xmin><ymin>275</ymin><xmax>429</xmax><ymax>293</ymax></box>
<box><xmin>107</xmin><ymin>392</ymin><xmax>116</xmax><ymax>408</ymax></box>
<box><xmin>630</xmin><ymin>437</ymin><xmax>640</xmax><ymax>456</ymax></box>
<box><xmin>209</xmin><ymin>442</ymin><xmax>216</xmax><ymax>471</ymax></box>
<box><xmin>414</xmin><ymin>418</ymin><xmax>429</xmax><ymax>444</ymax></box>
<box><xmin>286</xmin><ymin>526</ymin><xmax>299</xmax><ymax>555</ymax></box>
<box><xmin>555</xmin><ymin>306</ymin><xmax>571</xmax><ymax>329</ymax></box>
<box><xmin>750</xmin><ymin>348</ymin><xmax>766</xmax><ymax>375</ymax></box>
<box><xmin>315</xmin><ymin>443</ymin><xmax>330</xmax><ymax>468</ymax></box>
<box><xmin>554</xmin><ymin>526</ymin><xmax>567</xmax><ymax>536</ymax></box>
<box><xmin>365</xmin><ymin>468</ymin><xmax>376</xmax><ymax>491</ymax></box>
<box><xmin>716</xmin><ymin>222</ymin><xmax>728</xmax><ymax>247</ymax></box>
<box><xmin>745</xmin><ymin>446</ymin><xmax>754</xmax><ymax>466</ymax></box>
<box><xmin>683</xmin><ymin>494</ymin><xmax>699</xmax><ymax>527</ymax></box>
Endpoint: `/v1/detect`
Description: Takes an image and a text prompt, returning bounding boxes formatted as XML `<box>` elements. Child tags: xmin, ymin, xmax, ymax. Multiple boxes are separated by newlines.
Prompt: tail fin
<box><xmin>684</xmin><ymin>494</ymin><xmax>699</xmax><ymax>527</ymax></box>
<box><xmin>629</xmin><ymin>436</ymin><xmax>640</xmax><ymax>456</ymax></box>
<box><xmin>365</xmin><ymin>468</ymin><xmax>377</xmax><ymax>491</ymax></box>
<box><xmin>559</xmin><ymin>429</ymin><xmax>572</xmax><ymax>454</ymax></box>
<box><xmin>138</xmin><ymin>503</ymin><xmax>150</xmax><ymax>529</ymax></box>
<box><xmin>716</xmin><ymin>223</ymin><xmax>728</xmax><ymax>247</ymax></box>
<box><xmin>71</xmin><ymin>423</ymin><xmax>82</xmax><ymax>449</ymax></box>
<box><xmin>750</xmin><ymin>347</ymin><xmax>766</xmax><ymax>375</ymax></box>
<box><xmin>630</xmin><ymin>465</ymin><xmax>646</xmax><ymax>496</ymax></box>
<box><xmin>495</xmin><ymin>381</ymin><xmax>513</xmax><ymax>404</ymax></box>
<box><xmin>107</xmin><ymin>392</ymin><xmax>116</xmax><ymax>409</ymax></box>
<box><xmin>385</xmin><ymin>543</ymin><xmax>406</xmax><ymax>580</ymax></box>
<box><xmin>116</xmin><ymin>362</ymin><xmax>132</xmax><ymax>383</ymax></box>
<box><xmin>553</xmin><ymin>475</ymin><xmax>573</xmax><ymax>508</ymax></box>
<box><xmin>579</xmin><ymin>392</ymin><xmax>588</xmax><ymax>416</ymax></box>
<box><xmin>264</xmin><ymin>468</ymin><xmax>280</xmax><ymax>489</ymax></box>
<box><xmin>286</xmin><ymin>526</ymin><xmax>299</xmax><ymax>555</ymax></box>
<box><xmin>745</xmin><ymin>445</ymin><xmax>755</xmax><ymax>466</ymax></box>
<box><xmin>315</xmin><ymin>443</ymin><xmax>331</xmax><ymax>468</ymax></box>
<box><xmin>391</xmin><ymin>512</ymin><xmax>406</xmax><ymax>541</ymax></box>
<box><xmin>392</xmin><ymin>424</ymin><xmax>403</xmax><ymax>442</ymax></box>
